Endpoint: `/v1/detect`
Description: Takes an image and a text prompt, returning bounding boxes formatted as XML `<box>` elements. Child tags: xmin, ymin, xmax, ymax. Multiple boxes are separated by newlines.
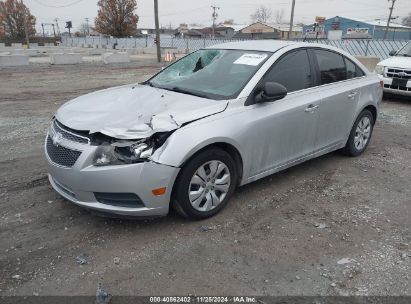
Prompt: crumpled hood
<box><xmin>379</xmin><ymin>56</ymin><xmax>411</xmax><ymax>69</ymax></box>
<box><xmin>56</xmin><ymin>84</ymin><xmax>228</xmax><ymax>139</ymax></box>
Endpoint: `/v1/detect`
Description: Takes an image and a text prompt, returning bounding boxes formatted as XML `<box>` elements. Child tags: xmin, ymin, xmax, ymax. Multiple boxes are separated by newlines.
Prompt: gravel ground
<box><xmin>0</xmin><ymin>61</ymin><xmax>410</xmax><ymax>297</ymax></box>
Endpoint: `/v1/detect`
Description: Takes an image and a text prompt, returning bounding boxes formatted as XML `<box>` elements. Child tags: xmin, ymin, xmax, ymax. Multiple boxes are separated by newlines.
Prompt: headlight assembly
<box><xmin>93</xmin><ymin>132</ymin><xmax>172</xmax><ymax>166</ymax></box>
<box><xmin>374</xmin><ymin>65</ymin><xmax>385</xmax><ymax>75</ymax></box>
<box><xmin>93</xmin><ymin>142</ymin><xmax>153</xmax><ymax>166</ymax></box>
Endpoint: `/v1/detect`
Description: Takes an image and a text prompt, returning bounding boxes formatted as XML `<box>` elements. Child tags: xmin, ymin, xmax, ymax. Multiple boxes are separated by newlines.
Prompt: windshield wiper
<box><xmin>170</xmin><ymin>86</ymin><xmax>209</xmax><ymax>99</ymax></box>
<box><xmin>399</xmin><ymin>54</ymin><xmax>411</xmax><ymax>57</ymax></box>
<box><xmin>145</xmin><ymin>81</ymin><xmax>156</xmax><ymax>87</ymax></box>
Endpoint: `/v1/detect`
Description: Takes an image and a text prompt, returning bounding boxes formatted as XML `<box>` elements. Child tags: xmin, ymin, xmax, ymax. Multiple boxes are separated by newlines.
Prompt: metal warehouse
<box><xmin>303</xmin><ymin>16</ymin><xmax>411</xmax><ymax>40</ymax></box>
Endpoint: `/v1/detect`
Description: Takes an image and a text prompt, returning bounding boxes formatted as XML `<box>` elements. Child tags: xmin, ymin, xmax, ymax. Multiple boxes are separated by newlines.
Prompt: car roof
<box><xmin>207</xmin><ymin>40</ymin><xmax>370</xmax><ymax>74</ymax></box>
<box><xmin>209</xmin><ymin>40</ymin><xmax>295</xmax><ymax>52</ymax></box>
<box><xmin>208</xmin><ymin>40</ymin><xmax>336</xmax><ymax>53</ymax></box>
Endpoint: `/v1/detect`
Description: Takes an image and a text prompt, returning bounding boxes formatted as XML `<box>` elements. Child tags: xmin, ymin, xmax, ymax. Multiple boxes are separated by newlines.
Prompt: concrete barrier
<box><xmin>125</xmin><ymin>48</ymin><xmax>139</xmax><ymax>55</ymax></box>
<box><xmin>29</xmin><ymin>43</ymin><xmax>39</xmax><ymax>48</ymax></box>
<box><xmin>102</xmin><ymin>52</ymin><xmax>130</xmax><ymax>64</ymax></box>
<box><xmin>355</xmin><ymin>56</ymin><xmax>380</xmax><ymax>72</ymax></box>
<box><xmin>88</xmin><ymin>48</ymin><xmax>106</xmax><ymax>56</ymax></box>
<box><xmin>12</xmin><ymin>43</ymin><xmax>23</xmax><ymax>48</ymax></box>
<box><xmin>0</xmin><ymin>43</ymin><xmax>5</xmax><ymax>48</ymax></box>
<box><xmin>0</xmin><ymin>54</ymin><xmax>29</xmax><ymax>67</ymax></box>
<box><xmin>50</xmin><ymin>53</ymin><xmax>82</xmax><ymax>65</ymax></box>
<box><xmin>13</xmin><ymin>49</ymin><xmax>39</xmax><ymax>56</ymax></box>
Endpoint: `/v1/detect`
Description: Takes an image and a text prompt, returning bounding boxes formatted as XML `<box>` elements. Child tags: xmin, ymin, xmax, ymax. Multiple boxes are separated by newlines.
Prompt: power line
<box><xmin>31</xmin><ymin>0</ymin><xmax>86</xmax><ymax>8</ymax></box>
<box><xmin>138</xmin><ymin>6</ymin><xmax>210</xmax><ymax>18</ymax></box>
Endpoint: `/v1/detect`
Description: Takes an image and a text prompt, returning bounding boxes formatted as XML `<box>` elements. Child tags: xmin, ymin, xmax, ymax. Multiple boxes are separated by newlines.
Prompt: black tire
<box><xmin>172</xmin><ymin>148</ymin><xmax>238</xmax><ymax>220</ymax></box>
<box><xmin>342</xmin><ymin>109</ymin><xmax>374</xmax><ymax>157</ymax></box>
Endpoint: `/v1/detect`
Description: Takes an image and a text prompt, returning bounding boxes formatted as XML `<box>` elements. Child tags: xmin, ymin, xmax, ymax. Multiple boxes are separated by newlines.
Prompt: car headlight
<box><xmin>375</xmin><ymin>65</ymin><xmax>385</xmax><ymax>75</ymax></box>
<box><xmin>93</xmin><ymin>142</ymin><xmax>153</xmax><ymax>166</ymax></box>
<box><xmin>92</xmin><ymin>132</ymin><xmax>172</xmax><ymax>166</ymax></box>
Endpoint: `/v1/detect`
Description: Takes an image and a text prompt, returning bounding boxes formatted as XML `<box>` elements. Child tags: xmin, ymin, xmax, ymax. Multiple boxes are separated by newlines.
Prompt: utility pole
<box><xmin>52</xmin><ymin>24</ymin><xmax>56</xmax><ymax>38</ymax></box>
<box><xmin>211</xmin><ymin>6</ymin><xmax>220</xmax><ymax>39</ymax></box>
<box><xmin>20</xmin><ymin>0</ymin><xmax>30</xmax><ymax>48</ymax></box>
<box><xmin>154</xmin><ymin>0</ymin><xmax>161</xmax><ymax>62</ymax></box>
<box><xmin>288</xmin><ymin>0</ymin><xmax>296</xmax><ymax>40</ymax></box>
<box><xmin>384</xmin><ymin>0</ymin><xmax>397</xmax><ymax>39</ymax></box>
<box><xmin>55</xmin><ymin>18</ymin><xmax>61</xmax><ymax>36</ymax></box>
<box><xmin>85</xmin><ymin>18</ymin><xmax>90</xmax><ymax>36</ymax></box>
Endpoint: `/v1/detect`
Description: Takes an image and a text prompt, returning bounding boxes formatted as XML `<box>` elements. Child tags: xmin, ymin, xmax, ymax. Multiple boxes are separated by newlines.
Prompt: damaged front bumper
<box><xmin>45</xmin><ymin>131</ymin><xmax>180</xmax><ymax>217</ymax></box>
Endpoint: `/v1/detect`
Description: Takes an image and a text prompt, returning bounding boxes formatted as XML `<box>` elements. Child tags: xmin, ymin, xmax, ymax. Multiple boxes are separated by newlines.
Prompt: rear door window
<box><xmin>345</xmin><ymin>58</ymin><xmax>365</xmax><ymax>79</ymax></box>
<box><xmin>314</xmin><ymin>50</ymin><xmax>347</xmax><ymax>84</ymax></box>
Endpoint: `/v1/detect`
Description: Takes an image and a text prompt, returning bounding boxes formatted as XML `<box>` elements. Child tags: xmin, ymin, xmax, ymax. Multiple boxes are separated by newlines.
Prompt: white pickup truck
<box><xmin>375</xmin><ymin>41</ymin><xmax>411</xmax><ymax>97</ymax></box>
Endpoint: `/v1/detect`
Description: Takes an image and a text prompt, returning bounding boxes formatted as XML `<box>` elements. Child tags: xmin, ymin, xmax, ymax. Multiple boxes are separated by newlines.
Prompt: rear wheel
<box><xmin>172</xmin><ymin>148</ymin><xmax>237</xmax><ymax>219</ymax></box>
<box><xmin>343</xmin><ymin>110</ymin><xmax>374</xmax><ymax>156</ymax></box>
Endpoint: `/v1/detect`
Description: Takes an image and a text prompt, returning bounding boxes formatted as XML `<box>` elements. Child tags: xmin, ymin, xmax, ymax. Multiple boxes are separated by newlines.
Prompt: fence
<box><xmin>62</xmin><ymin>36</ymin><xmax>244</xmax><ymax>52</ymax></box>
<box><xmin>295</xmin><ymin>39</ymin><xmax>408</xmax><ymax>60</ymax></box>
<box><xmin>62</xmin><ymin>36</ymin><xmax>409</xmax><ymax>60</ymax></box>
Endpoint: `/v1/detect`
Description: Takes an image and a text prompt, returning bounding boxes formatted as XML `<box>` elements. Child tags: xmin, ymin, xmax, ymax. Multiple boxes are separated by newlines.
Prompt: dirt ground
<box><xmin>0</xmin><ymin>60</ymin><xmax>410</xmax><ymax>297</ymax></box>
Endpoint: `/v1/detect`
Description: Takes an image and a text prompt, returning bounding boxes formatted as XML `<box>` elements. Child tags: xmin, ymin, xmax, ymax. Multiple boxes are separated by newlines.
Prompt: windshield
<box><xmin>147</xmin><ymin>49</ymin><xmax>271</xmax><ymax>100</ymax></box>
<box><xmin>396</xmin><ymin>42</ymin><xmax>411</xmax><ymax>57</ymax></box>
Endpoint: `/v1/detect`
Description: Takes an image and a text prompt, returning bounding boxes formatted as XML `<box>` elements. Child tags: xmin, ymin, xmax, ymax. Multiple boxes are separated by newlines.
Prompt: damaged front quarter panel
<box><xmin>92</xmin><ymin>130</ymin><xmax>176</xmax><ymax>167</ymax></box>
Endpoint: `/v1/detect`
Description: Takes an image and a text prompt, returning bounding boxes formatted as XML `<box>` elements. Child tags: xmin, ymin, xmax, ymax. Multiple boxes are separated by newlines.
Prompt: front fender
<box><xmin>150</xmin><ymin>122</ymin><xmax>244</xmax><ymax>169</ymax></box>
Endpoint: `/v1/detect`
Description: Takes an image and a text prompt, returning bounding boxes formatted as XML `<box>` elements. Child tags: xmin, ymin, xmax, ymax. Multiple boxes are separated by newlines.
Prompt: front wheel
<box><xmin>343</xmin><ymin>109</ymin><xmax>374</xmax><ymax>157</ymax></box>
<box><xmin>172</xmin><ymin>148</ymin><xmax>237</xmax><ymax>220</ymax></box>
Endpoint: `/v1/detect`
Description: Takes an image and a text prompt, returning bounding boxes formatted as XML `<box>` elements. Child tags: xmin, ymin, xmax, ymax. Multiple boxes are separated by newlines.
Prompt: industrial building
<box><xmin>303</xmin><ymin>16</ymin><xmax>411</xmax><ymax>40</ymax></box>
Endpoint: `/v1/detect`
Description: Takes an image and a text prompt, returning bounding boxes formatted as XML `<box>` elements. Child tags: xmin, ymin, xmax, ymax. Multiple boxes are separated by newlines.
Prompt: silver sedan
<box><xmin>45</xmin><ymin>41</ymin><xmax>383</xmax><ymax>219</ymax></box>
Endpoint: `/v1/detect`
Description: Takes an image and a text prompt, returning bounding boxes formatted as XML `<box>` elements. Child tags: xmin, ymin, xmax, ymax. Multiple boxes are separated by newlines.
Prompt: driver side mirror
<box><xmin>255</xmin><ymin>82</ymin><xmax>288</xmax><ymax>103</ymax></box>
<box><xmin>389</xmin><ymin>50</ymin><xmax>397</xmax><ymax>56</ymax></box>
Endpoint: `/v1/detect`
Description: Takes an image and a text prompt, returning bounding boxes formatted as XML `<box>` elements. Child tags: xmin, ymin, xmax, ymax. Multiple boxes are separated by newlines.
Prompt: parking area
<box><xmin>0</xmin><ymin>61</ymin><xmax>410</xmax><ymax>296</ymax></box>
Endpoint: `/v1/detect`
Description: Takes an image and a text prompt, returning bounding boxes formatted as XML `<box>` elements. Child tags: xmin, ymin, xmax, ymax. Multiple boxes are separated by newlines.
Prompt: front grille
<box><xmin>94</xmin><ymin>192</ymin><xmax>145</xmax><ymax>208</ymax></box>
<box><xmin>52</xmin><ymin>120</ymin><xmax>90</xmax><ymax>145</ymax></box>
<box><xmin>46</xmin><ymin>136</ymin><xmax>82</xmax><ymax>167</ymax></box>
<box><xmin>386</xmin><ymin>68</ymin><xmax>411</xmax><ymax>80</ymax></box>
<box><xmin>384</xmin><ymin>84</ymin><xmax>411</xmax><ymax>92</ymax></box>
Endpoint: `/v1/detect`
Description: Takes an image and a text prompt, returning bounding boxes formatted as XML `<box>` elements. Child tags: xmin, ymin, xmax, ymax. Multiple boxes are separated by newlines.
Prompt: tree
<box><xmin>250</xmin><ymin>5</ymin><xmax>272</xmax><ymax>23</ymax></box>
<box><xmin>95</xmin><ymin>0</ymin><xmax>139</xmax><ymax>37</ymax></box>
<box><xmin>0</xmin><ymin>0</ymin><xmax>36</xmax><ymax>39</ymax></box>
<box><xmin>0</xmin><ymin>24</ymin><xmax>5</xmax><ymax>38</ymax></box>
<box><xmin>274</xmin><ymin>9</ymin><xmax>285</xmax><ymax>24</ymax></box>
<box><xmin>402</xmin><ymin>13</ymin><xmax>411</xmax><ymax>27</ymax></box>
<box><xmin>223</xmin><ymin>19</ymin><xmax>235</xmax><ymax>25</ymax></box>
<box><xmin>78</xmin><ymin>22</ymin><xmax>90</xmax><ymax>36</ymax></box>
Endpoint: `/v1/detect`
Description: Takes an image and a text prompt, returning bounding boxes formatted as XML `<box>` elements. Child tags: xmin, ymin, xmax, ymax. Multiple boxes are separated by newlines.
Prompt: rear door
<box><xmin>311</xmin><ymin>49</ymin><xmax>361</xmax><ymax>150</ymax></box>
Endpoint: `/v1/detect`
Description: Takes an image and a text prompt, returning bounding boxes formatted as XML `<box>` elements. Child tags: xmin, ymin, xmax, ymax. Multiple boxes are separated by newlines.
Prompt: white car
<box><xmin>375</xmin><ymin>41</ymin><xmax>411</xmax><ymax>97</ymax></box>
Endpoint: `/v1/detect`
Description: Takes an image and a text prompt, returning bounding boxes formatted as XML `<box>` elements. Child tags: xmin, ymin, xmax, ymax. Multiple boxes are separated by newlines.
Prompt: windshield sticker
<box><xmin>234</xmin><ymin>54</ymin><xmax>268</xmax><ymax>66</ymax></box>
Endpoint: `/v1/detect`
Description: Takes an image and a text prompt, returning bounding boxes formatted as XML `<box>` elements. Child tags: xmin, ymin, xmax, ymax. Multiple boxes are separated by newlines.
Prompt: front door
<box><xmin>242</xmin><ymin>49</ymin><xmax>321</xmax><ymax>178</ymax></box>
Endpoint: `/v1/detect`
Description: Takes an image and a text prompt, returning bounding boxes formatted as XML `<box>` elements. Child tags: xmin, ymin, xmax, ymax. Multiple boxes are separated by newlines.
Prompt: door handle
<box><xmin>347</xmin><ymin>91</ymin><xmax>358</xmax><ymax>99</ymax></box>
<box><xmin>305</xmin><ymin>104</ymin><xmax>319</xmax><ymax>113</ymax></box>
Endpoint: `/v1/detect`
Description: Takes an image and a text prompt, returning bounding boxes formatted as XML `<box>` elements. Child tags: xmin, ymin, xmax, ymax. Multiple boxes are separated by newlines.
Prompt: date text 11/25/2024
<box><xmin>149</xmin><ymin>297</ymin><xmax>257</xmax><ymax>303</ymax></box>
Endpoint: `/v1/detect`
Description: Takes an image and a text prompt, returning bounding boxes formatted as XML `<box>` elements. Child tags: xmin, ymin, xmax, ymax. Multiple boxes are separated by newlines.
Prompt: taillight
<box><xmin>380</xmin><ymin>80</ymin><xmax>384</xmax><ymax>88</ymax></box>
